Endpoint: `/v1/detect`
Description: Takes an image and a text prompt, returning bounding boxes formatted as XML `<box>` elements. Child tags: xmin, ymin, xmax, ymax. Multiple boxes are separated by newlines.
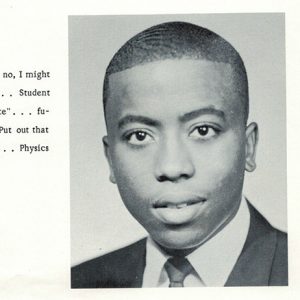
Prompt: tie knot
<box><xmin>164</xmin><ymin>256</ymin><xmax>193</xmax><ymax>287</ymax></box>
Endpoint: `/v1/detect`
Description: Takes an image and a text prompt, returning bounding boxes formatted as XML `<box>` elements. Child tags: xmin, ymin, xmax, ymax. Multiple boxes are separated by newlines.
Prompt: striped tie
<box><xmin>164</xmin><ymin>256</ymin><xmax>193</xmax><ymax>287</ymax></box>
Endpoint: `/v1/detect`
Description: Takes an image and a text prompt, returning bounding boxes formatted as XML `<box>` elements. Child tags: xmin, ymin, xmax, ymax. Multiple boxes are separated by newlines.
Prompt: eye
<box><xmin>189</xmin><ymin>125</ymin><xmax>220</xmax><ymax>140</ymax></box>
<box><xmin>125</xmin><ymin>130</ymin><xmax>154</xmax><ymax>146</ymax></box>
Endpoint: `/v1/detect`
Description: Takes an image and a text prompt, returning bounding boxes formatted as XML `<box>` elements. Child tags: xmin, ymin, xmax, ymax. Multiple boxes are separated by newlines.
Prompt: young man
<box><xmin>71</xmin><ymin>21</ymin><xmax>287</xmax><ymax>287</ymax></box>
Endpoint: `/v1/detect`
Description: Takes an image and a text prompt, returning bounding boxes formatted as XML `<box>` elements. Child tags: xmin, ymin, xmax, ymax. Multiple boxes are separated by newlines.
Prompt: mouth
<box><xmin>152</xmin><ymin>194</ymin><xmax>207</xmax><ymax>225</ymax></box>
<box><xmin>153</xmin><ymin>198</ymin><xmax>205</xmax><ymax>209</ymax></box>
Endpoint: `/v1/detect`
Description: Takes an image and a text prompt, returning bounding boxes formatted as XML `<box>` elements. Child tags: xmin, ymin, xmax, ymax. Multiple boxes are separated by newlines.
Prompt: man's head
<box><xmin>102</xmin><ymin>22</ymin><xmax>258</xmax><ymax>251</ymax></box>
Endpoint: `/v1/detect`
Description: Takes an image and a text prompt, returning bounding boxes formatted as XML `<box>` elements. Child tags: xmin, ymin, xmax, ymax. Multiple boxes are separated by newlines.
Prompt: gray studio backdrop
<box><xmin>69</xmin><ymin>14</ymin><xmax>286</xmax><ymax>266</ymax></box>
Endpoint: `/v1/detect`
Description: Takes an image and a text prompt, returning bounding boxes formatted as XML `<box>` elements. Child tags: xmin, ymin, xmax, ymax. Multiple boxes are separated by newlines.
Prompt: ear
<box><xmin>245</xmin><ymin>122</ymin><xmax>259</xmax><ymax>172</ymax></box>
<box><xmin>102</xmin><ymin>136</ymin><xmax>116</xmax><ymax>184</ymax></box>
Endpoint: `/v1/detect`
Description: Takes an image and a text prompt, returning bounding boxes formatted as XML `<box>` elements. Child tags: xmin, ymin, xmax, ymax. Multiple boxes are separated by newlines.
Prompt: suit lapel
<box><xmin>112</xmin><ymin>238</ymin><xmax>147</xmax><ymax>287</ymax></box>
<box><xmin>225</xmin><ymin>203</ymin><xmax>277</xmax><ymax>286</ymax></box>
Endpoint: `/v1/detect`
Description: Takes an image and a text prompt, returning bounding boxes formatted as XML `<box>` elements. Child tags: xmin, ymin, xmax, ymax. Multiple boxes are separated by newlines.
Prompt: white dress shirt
<box><xmin>142</xmin><ymin>197</ymin><xmax>250</xmax><ymax>287</ymax></box>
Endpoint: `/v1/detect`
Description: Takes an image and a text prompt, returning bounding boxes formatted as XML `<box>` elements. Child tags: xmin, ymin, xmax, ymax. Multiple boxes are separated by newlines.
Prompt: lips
<box><xmin>153</xmin><ymin>198</ymin><xmax>204</xmax><ymax>209</ymax></box>
<box><xmin>152</xmin><ymin>193</ymin><xmax>207</xmax><ymax>225</ymax></box>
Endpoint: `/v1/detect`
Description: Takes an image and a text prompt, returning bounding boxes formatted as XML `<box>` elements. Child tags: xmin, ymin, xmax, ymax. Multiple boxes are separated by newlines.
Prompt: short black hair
<box><xmin>103</xmin><ymin>21</ymin><xmax>249</xmax><ymax>122</ymax></box>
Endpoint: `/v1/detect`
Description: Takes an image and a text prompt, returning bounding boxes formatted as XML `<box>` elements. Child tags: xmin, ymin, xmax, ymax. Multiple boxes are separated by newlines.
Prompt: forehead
<box><xmin>106</xmin><ymin>59</ymin><xmax>243</xmax><ymax>124</ymax></box>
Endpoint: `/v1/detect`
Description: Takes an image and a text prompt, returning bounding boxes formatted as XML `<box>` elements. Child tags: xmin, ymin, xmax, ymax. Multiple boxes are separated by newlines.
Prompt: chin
<box><xmin>152</xmin><ymin>230</ymin><xmax>204</xmax><ymax>251</ymax></box>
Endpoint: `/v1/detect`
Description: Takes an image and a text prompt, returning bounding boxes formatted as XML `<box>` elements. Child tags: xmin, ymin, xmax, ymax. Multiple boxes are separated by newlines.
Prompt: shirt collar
<box><xmin>143</xmin><ymin>197</ymin><xmax>250</xmax><ymax>287</ymax></box>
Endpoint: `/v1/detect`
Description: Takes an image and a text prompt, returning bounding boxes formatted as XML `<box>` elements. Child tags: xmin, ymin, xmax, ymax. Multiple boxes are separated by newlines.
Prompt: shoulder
<box><xmin>248</xmin><ymin>202</ymin><xmax>288</xmax><ymax>285</ymax></box>
<box><xmin>247</xmin><ymin>201</ymin><xmax>287</xmax><ymax>246</ymax></box>
<box><xmin>71</xmin><ymin>238</ymin><xmax>147</xmax><ymax>288</ymax></box>
<box><xmin>227</xmin><ymin>202</ymin><xmax>288</xmax><ymax>286</ymax></box>
<box><xmin>270</xmin><ymin>228</ymin><xmax>288</xmax><ymax>285</ymax></box>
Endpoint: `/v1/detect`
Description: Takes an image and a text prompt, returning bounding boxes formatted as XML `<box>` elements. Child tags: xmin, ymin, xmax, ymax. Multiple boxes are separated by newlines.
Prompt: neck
<box><xmin>155</xmin><ymin>242</ymin><xmax>200</xmax><ymax>257</ymax></box>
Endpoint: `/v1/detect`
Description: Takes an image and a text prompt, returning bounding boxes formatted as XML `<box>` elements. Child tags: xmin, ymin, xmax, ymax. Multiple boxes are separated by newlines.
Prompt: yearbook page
<box><xmin>0</xmin><ymin>1</ymin><xmax>299</xmax><ymax>299</ymax></box>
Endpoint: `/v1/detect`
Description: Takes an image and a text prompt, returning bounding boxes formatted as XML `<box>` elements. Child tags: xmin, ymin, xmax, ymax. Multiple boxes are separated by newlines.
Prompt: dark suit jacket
<box><xmin>71</xmin><ymin>203</ymin><xmax>288</xmax><ymax>288</ymax></box>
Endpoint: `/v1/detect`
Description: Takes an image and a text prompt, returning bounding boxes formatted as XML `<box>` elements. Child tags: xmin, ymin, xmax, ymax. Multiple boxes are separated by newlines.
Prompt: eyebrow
<box><xmin>118</xmin><ymin>115</ymin><xmax>161</xmax><ymax>129</ymax></box>
<box><xmin>117</xmin><ymin>107</ymin><xmax>225</xmax><ymax>129</ymax></box>
<box><xmin>179</xmin><ymin>107</ymin><xmax>225</xmax><ymax>123</ymax></box>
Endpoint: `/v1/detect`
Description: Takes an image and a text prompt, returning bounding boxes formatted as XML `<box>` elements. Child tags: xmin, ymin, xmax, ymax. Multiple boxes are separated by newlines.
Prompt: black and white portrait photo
<box><xmin>69</xmin><ymin>14</ymin><xmax>287</xmax><ymax>288</ymax></box>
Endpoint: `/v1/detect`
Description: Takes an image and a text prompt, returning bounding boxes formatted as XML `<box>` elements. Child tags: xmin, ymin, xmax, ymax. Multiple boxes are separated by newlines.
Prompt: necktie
<box><xmin>164</xmin><ymin>256</ymin><xmax>193</xmax><ymax>287</ymax></box>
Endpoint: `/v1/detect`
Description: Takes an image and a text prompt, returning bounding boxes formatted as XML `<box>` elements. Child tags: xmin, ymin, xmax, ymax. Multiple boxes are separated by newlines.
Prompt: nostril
<box><xmin>157</xmin><ymin>175</ymin><xmax>168</xmax><ymax>182</ymax></box>
<box><xmin>157</xmin><ymin>173</ymin><xmax>191</xmax><ymax>182</ymax></box>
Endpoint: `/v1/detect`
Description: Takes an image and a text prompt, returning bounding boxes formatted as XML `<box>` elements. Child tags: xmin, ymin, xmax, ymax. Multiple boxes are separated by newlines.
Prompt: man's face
<box><xmin>104</xmin><ymin>59</ymin><xmax>257</xmax><ymax>250</ymax></box>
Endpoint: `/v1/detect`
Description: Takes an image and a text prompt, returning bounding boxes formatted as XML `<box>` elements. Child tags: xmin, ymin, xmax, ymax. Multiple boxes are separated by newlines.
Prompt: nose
<box><xmin>155</xmin><ymin>136</ymin><xmax>195</xmax><ymax>182</ymax></box>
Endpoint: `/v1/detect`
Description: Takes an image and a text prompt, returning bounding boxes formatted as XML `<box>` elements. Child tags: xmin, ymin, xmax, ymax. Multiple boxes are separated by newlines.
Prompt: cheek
<box><xmin>194</xmin><ymin>132</ymin><xmax>246</xmax><ymax>191</ymax></box>
<box><xmin>112</xmin><ymin>148</ymin><xmax>151</xmax><ymax>184</ymax></box>
<box><xmin>110</xmin><ymin>145</ymin><xmax>154</xmax><ymax>206</ymax></box>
